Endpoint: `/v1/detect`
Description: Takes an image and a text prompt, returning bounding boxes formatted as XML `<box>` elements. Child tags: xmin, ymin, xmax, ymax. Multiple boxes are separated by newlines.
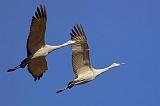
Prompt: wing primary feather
<box><xmin>35</xmin><ymin>12</ymin><xmax>39</xmax><ymax>18</ymax></box>
<box><xmin>43</xmin><ymin>5</ymin><xmax>47</xmax><ymax>20</ymax></box>
<box><xmin>70</xmin><ymin>33</ymin><xmax>75</xmax><ymax>40</ymax></box>
<box><xmin>73</xmin><ymin>26</ymin><xmax>78</xmax><ymax>35</ymax></box>
<box><xmin>72</xmin><ymin>29</ymin><xmax>76</xmax><ymax>35</ymax></box>
<box><xmin>32</xmin><ymin>16</ymin><xmax>36</xmax><ymax>19</ymax></box>
<box><xmin>77</xmin><ymin>24</ymin><xmax>83</xmax><ymax>36</ymax></box>
<box><xmin>74</xmin><ymin>25</ymin><xmax>83</xmax><ymax>40</ymax></box>
<box><xmin>70</xmin><ymin>33</ymin><xmax>74</xmax><ymax>37</ymax></box>
<box><xmin>74</xmin><ymin>25</ymin><xmax>81</xmax><ymax>36</ymax></box>
<box><xmin>72</xmin><ymin>29</ymin><xmax>80</xmax><ymax>40</ymax></box>
<box><xmin>77</xmin><ymin>25</ymin><xmax>85</xmax><ymax>40</ymax></box>
<box><xmin>80</xmin><ymin>24</ymin><xmax>87</xmax><ymax>40</ymax></box>
<box><xmin>40</xmin><ymin>4</ymin><xmax>44</xmax><ymax>16</ymax></box>
<box><xmin>37</xmin><ymin>6</ymin><xmax>41</xmax><ymax>17</ymax></box>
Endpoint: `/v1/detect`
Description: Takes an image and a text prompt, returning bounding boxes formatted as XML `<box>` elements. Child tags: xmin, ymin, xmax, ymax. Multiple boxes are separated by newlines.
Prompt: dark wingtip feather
<box><xmin>74</xmin><ymin>25</ymin><xmax>80</xmax><ymax>35</ymax></box>
<box><xmin>73</xmin><ymin>26</ymin><xmax>77</xmax><ymax>31</ymax></box>
<box><xmin>70</xmin><ymin>32</ymin><xmax>73</xmax><ymax>37</ymax></box>
<box><xmin>75</xmin><ymin>24</ymin><xmax>81</xmax><ymax>28</ymax></box>
<box><xmin>35</xmin><ymin>12</ymin><xmax>39</xmax><ymax>18</ymax></box>
<box><xmin>43</xmin><ymin>5</ymin><xmax>47</xmax><ymax>18</ymax></box>
<box><xmin>39</xmin><ymin>4</ymin><xmax>43</xmax><ymax>8</ymax></box>
<box><xmin>70</xmin><ymin>33</ymin><xmax>75</xmax><ymax>40</ymax></box>
<box><xmin>79</xmin><ymin>24</ymin><xmax>87</xmax><ymax>39</ymax></box>
<box><xmin>76</xmin><ymin>24</ymin><xmax>83</xmax><ymax>35</ymax></box>
<box><xmin>37</xmin><ymin>6</ymin><xmax>41</xmax><ymax>17</ymax></box>
<box><xmin>32</xmin><ymin>16</ymin><xmax>36</xmax><ymax>19</ymax></box>
<box><xmin>72</xmin><ymin>29</ymin><xmax>77</xmax><ymax>36</ymax></box>
<box><xmin>40</xmin><ymin>4</ymin><xmax>44</xmax><ymax>16</ymax></box>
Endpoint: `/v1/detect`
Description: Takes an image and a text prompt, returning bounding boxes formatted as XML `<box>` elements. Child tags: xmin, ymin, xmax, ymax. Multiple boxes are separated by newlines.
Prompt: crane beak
<box><xmin>111</xmin><ymin>62</ymin><xmax>126</xmax><ymax>68</ymax></box>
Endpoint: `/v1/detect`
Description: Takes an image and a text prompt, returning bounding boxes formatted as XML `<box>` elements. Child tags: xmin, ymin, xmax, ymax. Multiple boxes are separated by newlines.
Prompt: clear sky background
<box><xmin>0</xmin><ymin>0</ymin><xmax>160</xmax><ymax>106</ymax></box>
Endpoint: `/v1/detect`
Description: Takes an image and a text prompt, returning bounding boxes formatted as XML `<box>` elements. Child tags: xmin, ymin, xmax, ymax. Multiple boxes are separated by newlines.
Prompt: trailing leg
<box><xmin>56</xmin><ymin>81</ymin><xmax>75</xmax><ymax>93</ymax></box>
<box><xmin>7</xmin><ymin>58</ymin><xmax>30</xmax><ymax>72</ymax></box>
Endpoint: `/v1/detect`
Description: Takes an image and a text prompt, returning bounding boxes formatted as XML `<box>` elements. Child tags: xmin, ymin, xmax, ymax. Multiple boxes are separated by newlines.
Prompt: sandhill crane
<box><xmin>56</xmin><ymin>24</ymin><xmax>125</xmax><ymax>93</ymax></box>
<box><xmin>7</xmin><ymin>4</ymin><xmax>76</xmax><ymax>81</ymax></box>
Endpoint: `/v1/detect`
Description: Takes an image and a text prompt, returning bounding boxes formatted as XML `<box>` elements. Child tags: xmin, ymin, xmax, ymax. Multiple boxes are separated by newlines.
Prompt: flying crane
<box><xmin>7</xmin><ymin>4</ymin><xmax>76</xmax><ymax>81</ymax></box>
<box><xmin>56</xmin><ymin>24</ymin><xmax>125</xmax><ymax>93</ymax></box>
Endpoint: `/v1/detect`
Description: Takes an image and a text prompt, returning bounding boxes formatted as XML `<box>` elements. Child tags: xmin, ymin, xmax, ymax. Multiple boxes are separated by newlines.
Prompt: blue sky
<box><xmin>0</xmin><ymin>0</ymin><xmax>160</xmax><ymax>106</ymax></box>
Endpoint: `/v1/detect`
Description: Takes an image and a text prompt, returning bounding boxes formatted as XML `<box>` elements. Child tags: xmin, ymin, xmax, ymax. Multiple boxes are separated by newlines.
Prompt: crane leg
<box><xmin>7</xmin><ymin>58</ymin><xmax>30</xmax><ymax>72</ymax></box>
<box><xmin>56</xmin><ymin>81</ymin><xmax>75</xmax><ymax>93</ymax></box>
<box><xmin>20</xmin><ymin>58</ymin><xmax>30</xmax><ymax>68</ymax></box>
<box><xmin>67</xmin><ymin>81</ymin><xmax>75</xmax><ymax>89</ymax></box>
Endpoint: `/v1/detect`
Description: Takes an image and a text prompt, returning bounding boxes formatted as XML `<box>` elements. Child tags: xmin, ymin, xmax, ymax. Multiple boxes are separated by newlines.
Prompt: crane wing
<box><xmin>27</xmin><ymin>4</ymin><xmax>47</xmax><ymax>56</ymax></box>
<box><xmin>70</xmin><ymin>24</ymin><xmax>91</xmax><ymax>78</ymax></box>
<box><xmin>28</xmin><ymin>56</ymin><xmax>48</xmax><ymax>81</ymax></box>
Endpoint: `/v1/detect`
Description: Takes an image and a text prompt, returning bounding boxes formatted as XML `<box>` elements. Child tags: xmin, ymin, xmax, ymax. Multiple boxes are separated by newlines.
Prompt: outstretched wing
<box><xmin>27</xmin><ymin>4</ymin><xmax>47</xmax><ymax>56</ymax></box>
<box><xmin>70</xmin><ymin>24</ymin><xmax>91</xmax><ymax>78</ymax></box>
<box><xmin>28</xmin><ymin>56</ymin><xmax>48</xmax><ymax>81</ymax></box>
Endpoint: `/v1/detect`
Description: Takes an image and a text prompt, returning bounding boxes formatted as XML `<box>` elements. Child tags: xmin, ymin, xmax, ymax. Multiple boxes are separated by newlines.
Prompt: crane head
<box><xmin>109</xmin><ymin>62</ymin><xmax>126</xmax><ymax>69</ymax></box>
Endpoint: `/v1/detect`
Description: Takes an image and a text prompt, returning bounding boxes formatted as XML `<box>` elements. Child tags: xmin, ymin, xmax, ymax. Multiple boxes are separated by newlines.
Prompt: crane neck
<box><xmin>56</xmin><ymin>40</ymin><xmax>75</xmax><ymax>49</ymax></box>
<box><xmin>94</xmin><ymin>63</ymin><xmax>122</xmax><ymax>77</ymax></box>
<box><xmin>46</xmin><ymin>40</ymin><xmax>75</xmax><ymax>53</ymax></box>
<box><xmin>94</xmin><ymin>67</ymin><xmax>111</xmax><ymax>77</ymax></box>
